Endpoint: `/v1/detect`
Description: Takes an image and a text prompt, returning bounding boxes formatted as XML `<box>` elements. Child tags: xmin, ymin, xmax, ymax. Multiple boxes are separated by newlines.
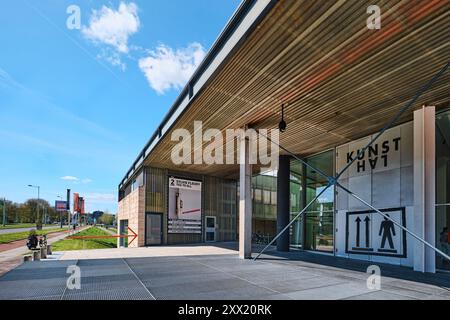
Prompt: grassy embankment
<box><xmin>0</xmin><ymin>228</ymin><xmax>67</xmax><ymax>244</ymax></box>
<box><xmin>0</xmin><ymin>223</ymin><xmax>48</xmax><ymax>230</ymax></box>
<box><xmin>52</xmin><ymin>226</ymin><xmax>117</xmax><ymax>251</ymax></box>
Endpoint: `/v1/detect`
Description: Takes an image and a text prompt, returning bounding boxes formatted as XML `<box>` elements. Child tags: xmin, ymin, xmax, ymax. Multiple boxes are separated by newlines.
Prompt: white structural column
<box><xmin>413</xmin><ymin>105</ymin><xmax>436</xmax><ymax>273</ymax></box>
<box><xmin>239</xmin><ymin>134</ymin><xmax>252</xmax><ymax>259</ymax></box>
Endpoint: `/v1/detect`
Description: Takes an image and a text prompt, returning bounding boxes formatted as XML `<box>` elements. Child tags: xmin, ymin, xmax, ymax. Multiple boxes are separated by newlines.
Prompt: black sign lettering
<box><xmin>364</xmin><ymin>216</ymin><xmax>370</xmax><ymax>248</ymax></box>
<box><xmin>357</xmin><ymin>160</ymin><xmax>365</xmax><ymax>173</ymax></box>
<box><xmin>381</xmin><ymin>154</ymin><xmax>388</xmax><ymax>167</ymax></box>
<box><xmin>368</xmin><ymin>144</ymin><xmax>378</xmax><ymax>158</ymax></box>
<box><xmin>347</xmin><ymin>151</ymin><xmax>354</xmax><ymax>163</ymax></box>
<box><xmin>382</xmin><ymin>140</ymin><xmax>390</xmax><ymax>154</ymax></box>
<box><xmin>393</xmin><ymin>137</ymin><xmax>401</xmax><ymax>151</ymax></box>
<box><xmin>343</xmin><ymin>137</ymin><xmax>401</xmax><ymax>172</ymax></box>
<box><xmin>357</xmin><ymin>149</ymin><xmax>365</xmax><ymax>160</ymax></box>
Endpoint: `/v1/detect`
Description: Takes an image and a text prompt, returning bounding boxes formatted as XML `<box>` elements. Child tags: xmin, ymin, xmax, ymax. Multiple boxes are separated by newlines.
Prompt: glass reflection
<box><xmin>290</xmin><ymin>150</ymin><xmax>335</xmax><ymax>252</ymax></box>
<box><xmin>436</xmin><ymin>110</ymin><xmax>450</xmax><ymax>270</ymax></box>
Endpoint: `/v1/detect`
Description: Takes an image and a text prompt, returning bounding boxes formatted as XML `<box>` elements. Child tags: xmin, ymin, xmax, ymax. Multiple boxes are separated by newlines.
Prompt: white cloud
<box><xmin>82</xmin><ymin>2</ymin><xmax>140</xmax><ymax>70</ymax></box>
<box><xmin>60</xmin><ymin>176</ymin><xmax>92</xmax><ymax>184</ymax></box>
<box><xmin>138</xmin><ymin>43</ymin><xmax>206</xmax><ymax>94</ymax></box>
<box><xmin>82</xmin><ymin>2</ymin><xmax>140</xmax><ymax>54</ymax></box>
<box><xmin>97</xmin><ymin>48</ymin><xmax>126</xmax><ymax>71</ymax></box>
<box><xmin>61</xmin><ymin>176</ymin><xmax>79</xmax><ymax>181</ymax></box>
<box><xmin>85</xmin><ymin>193</ymin><xmax>116</xmax><ymax>203</ymax></box>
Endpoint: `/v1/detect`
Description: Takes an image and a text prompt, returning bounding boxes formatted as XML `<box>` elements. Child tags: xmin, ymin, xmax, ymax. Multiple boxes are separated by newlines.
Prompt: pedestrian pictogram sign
<box><xmin>345</xmin><ymin>207</ymin><xmax>407</xmax><ymax>258</ymax></box>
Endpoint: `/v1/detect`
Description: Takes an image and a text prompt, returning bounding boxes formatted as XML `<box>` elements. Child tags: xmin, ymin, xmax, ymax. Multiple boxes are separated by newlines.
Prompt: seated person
<box><xmin>27</xmin><ymin>230</ymin><xmax>39</xmax><ymax>250</ymax></box>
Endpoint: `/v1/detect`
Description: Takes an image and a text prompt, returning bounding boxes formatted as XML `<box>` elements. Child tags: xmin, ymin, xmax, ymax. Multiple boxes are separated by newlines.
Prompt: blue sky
<box><xmin>0</xmin><ymin>0</ymin><xmax>240</xmax><ymax>213</ymax></box>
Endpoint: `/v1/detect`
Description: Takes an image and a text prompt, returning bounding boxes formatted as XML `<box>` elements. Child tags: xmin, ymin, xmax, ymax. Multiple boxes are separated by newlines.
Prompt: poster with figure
<box><xmin>168</xmin><ymin>177</ymin><xmax>202</xmax><ymax>234</ymax></box>
<box><xmin>345</xmin><ymin>207</ymin><xmax>406</xmax><ymax>258</ymax></box>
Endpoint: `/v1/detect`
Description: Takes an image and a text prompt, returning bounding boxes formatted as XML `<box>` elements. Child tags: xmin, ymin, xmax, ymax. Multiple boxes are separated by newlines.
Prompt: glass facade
<box><xmin>290</xmin><ymin>162</ymin><xmax>303</xmax><ymax>248</ymax></box>
<box><xmin>290</xmin><ymin>150</ymin><xmax>335</xmax><ymax>252</ymax></box>
<box><xmin>436</xmin><ymin>110</ymin><xmax>450</xmax><ymax>270</ymax></box>
<box><xmin>251</xmin><ymin>173</ymin><xmax>277</xmax><ymax>242</ymax></box>
<box><xmin>305</xmin><ymin>151</ymin><xmax>335</xmax><ymax>252</ymax></box>
<box><xmin>251</xmin><ymin>150</ymin><xmax>335</xmax><ymax>253</ymax></box>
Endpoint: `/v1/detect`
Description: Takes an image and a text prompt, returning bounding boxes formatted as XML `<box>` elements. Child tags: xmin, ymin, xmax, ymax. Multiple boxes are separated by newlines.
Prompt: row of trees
<box><xmin>96</xmin><ymin>212</ymin><xmax>115</xmax><ymax>226</ymax></box>
<box><xmin>1</xmin><ymin>199</ymin><xmax>117</xmax><ymax>226</ymax></box>
<box><xmin>1</xmin><ymin>199</ymin><xmax>60</xmax><ymax>224</ymax></box>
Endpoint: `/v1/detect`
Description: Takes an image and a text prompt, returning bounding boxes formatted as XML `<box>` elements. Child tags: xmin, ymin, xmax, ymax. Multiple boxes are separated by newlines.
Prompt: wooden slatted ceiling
<box><xmin>143</xmin><ymin>0</ymin><xmax>450</xmax><ymax>179</ymax></box>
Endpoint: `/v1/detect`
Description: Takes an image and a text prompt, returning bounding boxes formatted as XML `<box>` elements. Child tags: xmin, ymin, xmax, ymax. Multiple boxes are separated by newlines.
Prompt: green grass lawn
<box><xmin>0</xmin><ymin>223</ymin><xmax>50</xmax><ymax>230</ymax></box>
<box><xmin>0</xmin><ymin>227</ymin><xmax>67</xmax><ymax>244</ymax></box>
<box><xmin>52</xmin><ymin>227</ymin><xmax>117</xmax><ymax>251</ymax></box>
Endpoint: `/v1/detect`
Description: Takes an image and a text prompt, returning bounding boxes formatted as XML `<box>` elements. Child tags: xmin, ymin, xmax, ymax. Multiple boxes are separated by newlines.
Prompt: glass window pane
<box><xmin>436</xmin><ymin>110</ymin><xmax>450</xmax><ymax>270</ymax></box>
<box><xmin>304</xmin><ymin>150</ymin><xmax>335</xmax><ymax>252</ymax></box>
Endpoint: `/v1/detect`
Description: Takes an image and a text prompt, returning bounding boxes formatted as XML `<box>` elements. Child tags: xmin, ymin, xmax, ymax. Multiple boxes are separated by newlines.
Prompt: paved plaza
<box><xmin>0</xmin><ymin>244</ymin><xmax>449</xmax><ymax>300</ymax></box>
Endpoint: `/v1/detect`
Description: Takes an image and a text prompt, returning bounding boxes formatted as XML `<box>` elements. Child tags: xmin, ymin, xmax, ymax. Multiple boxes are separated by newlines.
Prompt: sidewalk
<box><xmin>0</xmin><ymin>225</ymin><xmax>69</xmax><ymax>235</ymax></box>
<box><xmin>57</xmin><ymin>243</ymin><xmax>237</xmax><ymax>260</ymax></box>
<box><xmin>0</xmin><ymin>226</ymin><xmax>89</xmax><ymax>276</ymax></box>
<box><xmin>1</xmin><ymin>245</ymin><xmax>448</xmax><ymax>300</ymax></box>
<box><xmin>0</xmin><ymin>229</ymin><xmax>71</xmax><ymax>253</ymax></box>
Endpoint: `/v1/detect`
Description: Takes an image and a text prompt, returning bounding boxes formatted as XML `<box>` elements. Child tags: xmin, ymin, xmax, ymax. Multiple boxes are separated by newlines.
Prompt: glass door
<box><xmin>145</xmin><ymin>213</ymin><xmax>162</xmax><ymax>245</ymax></box>
<box><xmin>205</xmin><ymin>216</ymin><xmax>216</xmax><ymax>242</ymax></box>
<box><xmin>119</xmin><ymin>219</ymin><xmax>128</xmax><ymax>247</ymax></box>
<box><xmin>304</xmin><ymin>150</ymin><xmax>335</xmax><ymax>253</ymax></box>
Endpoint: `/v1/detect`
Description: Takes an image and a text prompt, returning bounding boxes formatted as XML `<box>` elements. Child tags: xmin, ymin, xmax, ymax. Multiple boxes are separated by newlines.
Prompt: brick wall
<box><xmin>117</xmin><ymin>186</ymin><xmax>145</xmax><ymax>247</ymax></box>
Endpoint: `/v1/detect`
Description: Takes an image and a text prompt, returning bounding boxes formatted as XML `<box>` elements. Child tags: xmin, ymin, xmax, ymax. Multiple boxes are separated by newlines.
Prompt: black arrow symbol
<box><xmin>364</xmin><ymin>216</ymin><xmax>371</xmax><ymax>248</ymax></box>
<box><xmin>355</xmin><ymin>217</ymin><xmax>361</xmax><ymax>247</ymax></box>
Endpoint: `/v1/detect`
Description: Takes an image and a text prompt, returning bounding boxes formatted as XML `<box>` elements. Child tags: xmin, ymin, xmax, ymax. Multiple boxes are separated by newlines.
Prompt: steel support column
<box><xmin>239</xmin><ymin>134</ymin><xmax>252</xmax><ymax>259</ymax></box>
<box><xmin>413</xmin><ymin>106</ymin><xmax>436</xmax><ymax>272</ymax></box>
<box><xmin>277</xmin><ymin>155</ymin><xmax>290</xmax><ymax>251</ymax></box>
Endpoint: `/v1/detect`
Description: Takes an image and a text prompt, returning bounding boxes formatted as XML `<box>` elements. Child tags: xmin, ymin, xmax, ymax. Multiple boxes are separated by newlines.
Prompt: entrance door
<box><xmin>205</xmin><ymin>216</ymin><xmax>216</xmax><ymax>242</ymax></box>
<box><xmin>303</xmin><ymin>151</ymin><xmax>335</xmax><ymax>253</ymax></box>
<box><xmin>119</xmin><ymin>219</ymin><xmax>128</xmax><ymax>248</ymax></box>
<box><xmin>145</xmin><ymin>213</ymin><xmax>162</xmax><ymax>246</ymax></box>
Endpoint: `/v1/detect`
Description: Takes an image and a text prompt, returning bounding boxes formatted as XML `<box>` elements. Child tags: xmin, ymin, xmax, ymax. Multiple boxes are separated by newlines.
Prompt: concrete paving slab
<box><xmin>57</xmin><ymin>244</ymin><xmax>236</xmax><ymax>260</ymax></box>
<box><xmin>344</xmin><ymin>290</ymin><xmax>417</xmax><ymax>300</ymax></box>
<box><xmin>62</xmin><ymin>288</ymin><xmax>153</xmax><ymax>300</ymax></box>
<box><xmin>380</xmin><ymin>284</ymin><xmax>439</xmax><ymax>300</ymax></box>
<box><xmin>384</xmin><ymin>279</ymin><xmax>450</xmax><ymax>296</ymax></box>
<box><xmin>142</xmin><ymin>272</ymin><xmax>236</xmax><ymax>288</ymax></box>
<box><xmin>256</xmin><ymin>276</ymin><xmax>347</xmax><ymax>293</ymax></box>
<box><xmin>285</xmin><ymin>282</ymin><xmax>373</xmax><ymax>300</ymax></box>
<box><xmin>0</xmin><ymin>244</ymin><xmax>448</xmax><ymax>300</ymax></box>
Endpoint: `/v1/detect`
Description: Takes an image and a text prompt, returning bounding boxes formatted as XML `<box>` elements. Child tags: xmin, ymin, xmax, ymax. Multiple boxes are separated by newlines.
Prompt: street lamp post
<box><xmin>57</xmin><ymin>195</ymin><xmax>64</xmax><ymax>228</ymax></box>
<box><xmin>28</xmin><ymin>185</ymin><xmax>41</xmax><ymax>230</ymax></box>
<box><xmin>2</xmin><ymin>198</ymin><xmax>6</xmax><ymax>227</ymax></box>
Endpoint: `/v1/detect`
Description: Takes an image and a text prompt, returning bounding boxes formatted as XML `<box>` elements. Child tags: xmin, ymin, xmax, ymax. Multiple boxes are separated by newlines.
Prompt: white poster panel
<box><xmin>346</xmin><ymin>208</ymin><xmax>406</xmax><ymax>258</ymax></box>
<box><xmin>336</xmin><ymin>122</ymin><xmax>414</xmax><ymax>266</ymax></box>
<box><xmin>168</xmin><ymin>177</ymin><xmax>202</xmax><ymax>234</ymax></box>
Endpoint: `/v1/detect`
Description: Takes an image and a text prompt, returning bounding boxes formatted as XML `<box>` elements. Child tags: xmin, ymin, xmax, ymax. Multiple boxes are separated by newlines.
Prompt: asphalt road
<box><xmin>0</xmin><ymin>225</ymin><xmax>68</xmax><ymax>235</ymax></box>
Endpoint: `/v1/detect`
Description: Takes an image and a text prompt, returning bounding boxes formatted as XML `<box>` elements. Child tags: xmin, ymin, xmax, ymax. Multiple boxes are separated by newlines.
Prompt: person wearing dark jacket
<box><xmin>26</xmin><ymin>230</ymin><xmax>38</xmax><ymax>250</ymax></box>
